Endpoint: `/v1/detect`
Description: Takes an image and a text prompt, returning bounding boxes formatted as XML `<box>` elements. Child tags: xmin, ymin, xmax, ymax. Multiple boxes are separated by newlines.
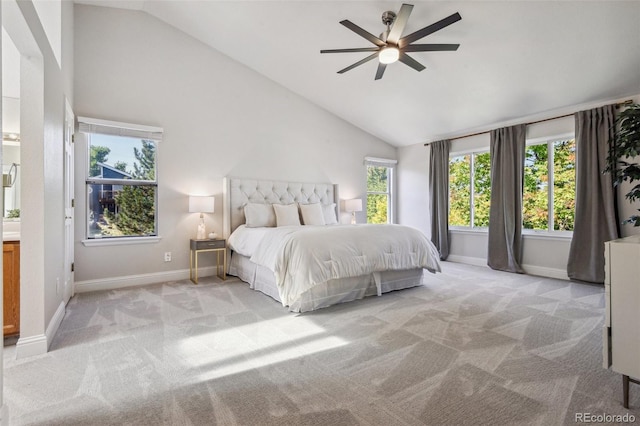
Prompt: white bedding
<box><xmin>228</xmin><ymin>224</ymin><xmax>441</xmax><ymax>307</ymax></box>
<box><xmin>227</xmin><ymin>224</ymin><xmax>272</xmax><ymax>257</ymax></box>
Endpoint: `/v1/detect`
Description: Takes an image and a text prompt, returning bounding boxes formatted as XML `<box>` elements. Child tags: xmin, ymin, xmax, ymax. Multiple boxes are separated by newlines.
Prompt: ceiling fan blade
<box><xmin>375</xmin><ymin>63</ymin><xmax>387</xmax><ymax>80</ymax></box>
<box><xmin>340</xmin><ymin>20</ymin><xmax>386</xmax><ymax>47</ymax></box>
<box><xmin>399</xmin><ymin>12</ymin><xmax>462</xmax><ymax>47</ymax></box>
<box><xmin>386</xmin><ymin>3</ymin><xmax>414</xmax><ymax>44</ymax></box>
<box><xmin>399</xmin><ymin>52</ymin><xmax>426</xmax><ymax>72</ymax></box>
<box><xmin>403</xmin><ymin>44</ymin><xmax>460</xmax><ymax>52</ymax></box>
<box><xmin>337</xmin><ymin>53</ymin><xmax>379</xmax><ymax>74</ymax></box>
<box><xmin>321</xmin><ymin>47</ymin><xmax>380</xmax><ymax>54</ymax></box>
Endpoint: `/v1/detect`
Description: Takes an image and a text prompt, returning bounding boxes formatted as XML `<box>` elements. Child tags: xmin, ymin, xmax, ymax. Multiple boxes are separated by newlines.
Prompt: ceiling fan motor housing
<box><xmin>380</xmin><ymin>11</ymin><xmax>397</xmax><ymax>42</ymax></box>
<box><xmin>381</xmin><ymin>10</ymin><xmax>397</xmax><ymax>26</ymax></box>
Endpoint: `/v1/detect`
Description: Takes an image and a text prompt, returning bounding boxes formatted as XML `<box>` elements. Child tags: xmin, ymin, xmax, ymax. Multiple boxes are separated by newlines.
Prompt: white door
<box><xmin>63</xmin><ymin>100</ymin><xmax>74</xmax><ymax>302</ymax></box>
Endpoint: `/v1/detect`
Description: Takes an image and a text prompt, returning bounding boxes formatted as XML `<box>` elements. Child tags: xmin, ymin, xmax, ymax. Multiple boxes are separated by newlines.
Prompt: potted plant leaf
<box><xmin>607</xmin><ymin>103</ymin><xmax>640</xmax><ymax>226</ymax></box>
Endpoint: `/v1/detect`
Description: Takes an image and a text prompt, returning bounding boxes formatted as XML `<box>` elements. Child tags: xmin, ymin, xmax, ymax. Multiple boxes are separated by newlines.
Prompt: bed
<box><xmin>222</xmin><ymin>177</ymin><xmax>441</xmax><ymax>312</ymax></box>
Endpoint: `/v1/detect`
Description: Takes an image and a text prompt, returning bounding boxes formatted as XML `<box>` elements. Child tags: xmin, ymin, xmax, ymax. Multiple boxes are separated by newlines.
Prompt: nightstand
<box><xmin>189</xmin><ymin>238</ymin><xmax>226</xmax><ymax>284</ymax></box>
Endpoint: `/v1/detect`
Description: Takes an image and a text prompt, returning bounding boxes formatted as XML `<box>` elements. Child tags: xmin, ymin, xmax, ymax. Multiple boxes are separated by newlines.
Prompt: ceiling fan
<box><xmin>321</xmin><ymin>4</ymin><xmax>462</xmax><ymax>80</ymax></box>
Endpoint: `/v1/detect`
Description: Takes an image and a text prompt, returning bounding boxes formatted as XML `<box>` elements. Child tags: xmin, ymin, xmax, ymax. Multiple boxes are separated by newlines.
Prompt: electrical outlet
<box><xmin>164</xmin><ymin>252</ymin><xmax>172</xmax><ymax>262</ymax></box>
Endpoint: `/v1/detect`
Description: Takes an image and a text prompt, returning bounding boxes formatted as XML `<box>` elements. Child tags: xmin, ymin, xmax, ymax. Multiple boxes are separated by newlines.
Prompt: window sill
<box><xmin>522</xmin><ymin>230</ymin><xmax>572</xmax><ymax>241</ymax></box>
<box><xmin>82</xmin><ymin>236</ymin><xmax>162</xmax><ymax>247</ymax></box>
<box><xmin>449</xmin><ymin>228</ymin><xmax>572</xmax><ymax>242</ymax></box>
<box><xmin>449</xmin><ymin>227</ymin><xmax>488</xmax><ymax>235</ymax></box>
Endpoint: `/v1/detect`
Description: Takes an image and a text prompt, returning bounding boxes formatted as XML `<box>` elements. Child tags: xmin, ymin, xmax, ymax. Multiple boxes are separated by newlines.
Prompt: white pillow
<box><xmin>322</xmin><ymin>203</ymin><xmax>338</xmax><ymax>225</ymax></box>
<box><xmin>244</xmin><ymin>203</ymin><xmax>276</xmax><ymax>228</ymax></box>
<box><xmin>273</xmin><ymin>203</ymin><xmax>301</xmax><ymax>227</ymax></box>
<box><xmin>299</xmin><ymin>203</ymin><xmax>326</xmax><ymax>226</ymax></box>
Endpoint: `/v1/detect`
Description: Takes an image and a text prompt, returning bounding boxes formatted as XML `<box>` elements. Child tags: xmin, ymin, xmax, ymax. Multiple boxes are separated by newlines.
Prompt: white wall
<box><xmin>396</xmin><ymin>143</ymin><xmax>430</xmax><ymax>236</ymax></box>
<box><xmin>73</xmin><ymin>5</ymin><xmax>395</xmax><ymax>286</ymax></box>
<box><xmin>398</xmin><ymin>94</ymin><xmax>640</xmax><ymax>280</ymax></box>
<box><xmin>3</xmin><ymin>0</ymin><xmax>74</xmax><ymax>358</ymax></box>
<box><xmin>1</xmin><ymin>27</ymin><xmax>20</xmax><ymax>99</ymax></box>
<box><xmin>32</xmin><ymin>0</ymin><xmax>61</xmax><ymax>68</ymax></box>
<box><xmin>1</xmin><ymin>97</ymin><xmax>19</xmax><ymax>133</ymax></box>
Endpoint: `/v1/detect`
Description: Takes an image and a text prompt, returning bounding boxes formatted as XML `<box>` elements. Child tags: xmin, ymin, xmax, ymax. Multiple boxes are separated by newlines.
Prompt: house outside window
<box><xmin>449</xmin><ymin>151</ymin><xmax>491</xmax><ymax>228</ymax></box>
<box><xmin>80</xmin><ymin>117</ymin><xmax>162</xmax><ymax>240</ymax></box>
<box><xmin>365</xmin><ymin>157</ymin><xmax>396</xmax><ymax>224</ymax></box>
<box><xmin>523</xmin><ymin>137</ymin><xmax>575</xmax><ymax>232</ymax></box>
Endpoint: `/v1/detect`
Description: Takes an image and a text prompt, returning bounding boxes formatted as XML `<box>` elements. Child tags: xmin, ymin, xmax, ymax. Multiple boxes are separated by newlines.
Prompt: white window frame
<box><xmin>449</xmin><ymin>149</ymin><xmax>490</xmax><ymax>230</ymax></box>
<box><xmin>365</xmin><ymin>157</ymin><xmax>397</xmax><ymax>224</ymax></box>
<box><xmin>523</xmin><ymin>132</ymin><xmax>575</xmax><ymax>237</ymax></box>
<box><xmin>79</xmin><ymin>117</ymin><xmax>163</xmax><ymax>246</ymax></box>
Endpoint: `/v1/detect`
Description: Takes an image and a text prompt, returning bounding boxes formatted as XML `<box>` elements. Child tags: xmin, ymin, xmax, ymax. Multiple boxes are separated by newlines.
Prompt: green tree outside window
<box><xmin>449</xmin><ymin>152</ymin><xmax>490</xmax><ymax>227</ymax></box>
<box><xmin>367</xmin><ymin>165</ymin><xmax>390</xmax><ymax>224</ymax></box>
<box><xmin>449</xmin><ymin>139</ymin><xmax>574</xmax><ymax>231</ymax></box>
<box><xmin>449</xmin><ymin>155</ymin><xmax>471</xmax><ymax>226</ymax></box>
<box><xmin>523</xmin><ymin>139</ymin><xmax>575</xmax><ymax>231</ymax></box>
<box><xmin>115</xmin><ymin>140</ymin><xmax>156</xmax><ymax>235</ymax></box>
<box><xmin>88</xmin><ymin>137</ymin><xmax>157</xmax><ymax>238</ymax></box>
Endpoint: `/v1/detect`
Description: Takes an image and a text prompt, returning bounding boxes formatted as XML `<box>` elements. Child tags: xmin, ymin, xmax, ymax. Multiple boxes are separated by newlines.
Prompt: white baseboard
<box><xmin>445</xmin><ymin>255</ymin><xmax>568</xmax><ymax>280</ymax></box>
<box><xmin>46</xmin><ymin>301</ymin><xmax>66</xmax><ymax>349</ymax></box>
<box><xmin>74</xmin><ymin>266</ymin><xmax>219</xmax><ymax>293</ymax></box>
<box><xmin>521</xmin><ymin>264</ymin><xmax>569</xmax><ymax>280</ymax></box>
<box><xmin>446</xmin><ymin>254</ymin><xmax>487</xmax><ymax>267</ymax></box>
<box><xmin>15</xmin><ymin>334</ymin><xmax>48</xmax><ymax>359</ymax></box>
<box><xmin>14</xmin><ymin>301</ymin><xmax>66</xmax><ymax>359</ymax></box>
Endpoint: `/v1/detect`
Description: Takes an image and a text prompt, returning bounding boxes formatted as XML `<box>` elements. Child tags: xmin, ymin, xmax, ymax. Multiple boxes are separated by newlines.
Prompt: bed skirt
<box><xmin>228</xmin><ymin>251</ymin><xmax>425</xmax><ymax>312</ymax></box>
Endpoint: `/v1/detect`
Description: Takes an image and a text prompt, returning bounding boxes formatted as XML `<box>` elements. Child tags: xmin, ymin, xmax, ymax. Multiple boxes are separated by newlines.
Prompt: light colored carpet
<box><xmin>3</xmin><ymin>262</ymin><xmax>639</xmax><ymax>425</ymax></box>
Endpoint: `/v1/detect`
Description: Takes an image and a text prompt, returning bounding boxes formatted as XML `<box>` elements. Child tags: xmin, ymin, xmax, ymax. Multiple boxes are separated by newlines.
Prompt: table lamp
<box><xmin>189</xmin><ymin>195</ymin><xmax>215</xmax><ymax>239</ymax></box>
<box><xmin>345</xmin><ymin>198</ymin><xmax>363</xmax><ymax>224</ymax></box>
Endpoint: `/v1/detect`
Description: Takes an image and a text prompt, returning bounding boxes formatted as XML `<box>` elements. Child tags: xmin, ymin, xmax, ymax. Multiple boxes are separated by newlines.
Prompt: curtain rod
<box><xmin>423</xmin><ymin>99</ymin><xmax>634</xmax><ymax>146</ymax></box>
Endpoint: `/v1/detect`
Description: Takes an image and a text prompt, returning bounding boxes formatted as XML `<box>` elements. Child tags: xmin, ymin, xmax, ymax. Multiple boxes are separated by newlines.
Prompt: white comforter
<box><xmin>230</xmin><ymin>224</ymin><xmax>441</xmax><ymax>306</ymax></box>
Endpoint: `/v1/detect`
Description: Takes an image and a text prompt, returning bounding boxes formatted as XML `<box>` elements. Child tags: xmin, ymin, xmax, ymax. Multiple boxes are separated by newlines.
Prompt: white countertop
<box><xmin>3</xmin><ymin>232</ymin><xmax>20</xmax><ymax>241</ymax></box>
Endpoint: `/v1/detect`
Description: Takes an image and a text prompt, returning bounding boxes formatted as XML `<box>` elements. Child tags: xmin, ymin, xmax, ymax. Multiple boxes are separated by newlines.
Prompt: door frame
<box><xmin>63</xmin><ymin>99</ymin><xmax>74</xmax><ymax>301</ymax></box>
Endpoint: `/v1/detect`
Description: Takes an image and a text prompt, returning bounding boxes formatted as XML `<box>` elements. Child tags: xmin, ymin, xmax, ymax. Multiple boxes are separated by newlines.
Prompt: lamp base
<box><xmin>196</xmin><ymin>215</ymin><xmax>206</xmax><ymax>239</ymax></box>
<box><xmin>351</xmin><ymin>212</ymin><xmax>357</xmax><ymax>225</ymax></box>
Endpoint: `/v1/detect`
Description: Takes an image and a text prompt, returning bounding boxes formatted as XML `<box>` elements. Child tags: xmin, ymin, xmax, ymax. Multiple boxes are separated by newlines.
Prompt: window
<box><xmin>366</xmin><ymin>157</ymin><xmax>396</xmax><ymax>224</ymax></box>
<box><xmin>449</xmin><ymin>151</ymin><xmax>491</xmax><ymax>228</ymax></box>
<box><xmin>80</xmin><ymin>117</ymin><xmax>162</xmax><ymax>240</ymax></box>
<box><xmin>523</xmin><ymin>137</ymin><xmax>575</xmax><ymax>232</ymax></box>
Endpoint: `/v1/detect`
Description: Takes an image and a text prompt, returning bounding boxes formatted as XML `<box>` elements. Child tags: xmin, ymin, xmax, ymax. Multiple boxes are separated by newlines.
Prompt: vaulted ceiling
<box><xmin>76</xmin><ymin>1</ymin><xmax>640</xmax><ymax>147</ymax></box>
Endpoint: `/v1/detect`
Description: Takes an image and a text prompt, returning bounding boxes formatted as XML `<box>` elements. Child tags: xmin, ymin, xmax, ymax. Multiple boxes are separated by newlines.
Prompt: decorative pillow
<box><xmin>273</xmin><ymin>203</ymin><xmax>301</xmax><ymax>227</ymax></box>
<box><xmin>299</xmin><ymin>203</ymin><xmax>326</xmax><ymax>226</ymax></box>
<box><xmin>322</xmin><ymin>203</ymin><xmax>338</xmax><ymax>225</ymax></box>
<box><xmin>244</xmin><ymin>203</ymin><xmax>276</xmax><ymax>228</ymax></box>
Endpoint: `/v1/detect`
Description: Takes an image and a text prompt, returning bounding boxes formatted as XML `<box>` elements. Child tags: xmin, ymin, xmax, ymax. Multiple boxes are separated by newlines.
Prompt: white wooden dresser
<box><xmin>604</xmin><ymin>235</ymin><xmax>640</xmax><ymax>409</ymax></box>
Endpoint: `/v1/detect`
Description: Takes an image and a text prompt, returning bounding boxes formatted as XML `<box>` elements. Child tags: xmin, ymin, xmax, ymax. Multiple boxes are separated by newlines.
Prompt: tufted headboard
<box><xmin>223</xmin><ymin>177</ymin><xmax>340</xmax><ymax>237</ymax></box>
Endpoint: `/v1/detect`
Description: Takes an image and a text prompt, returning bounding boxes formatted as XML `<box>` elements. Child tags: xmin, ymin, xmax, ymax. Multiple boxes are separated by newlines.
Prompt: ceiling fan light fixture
<box><xmin>321</xmin><ymin>4</ymin><xmax>462</xmax><ymax>79</ymax></box>
<box><xmin>379</xmin><ymin>46</ymin><xmax>399</xmax><ymax>64</ymax></box>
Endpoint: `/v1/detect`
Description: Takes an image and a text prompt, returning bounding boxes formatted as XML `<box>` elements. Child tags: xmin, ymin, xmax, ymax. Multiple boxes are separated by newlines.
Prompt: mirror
<box><xmin>3</xmin><ymin>98</ymin><xmax>20</xmax><ymax>220</ymax></box>
<box><xmin>3</xmin><ymin>27</ymin><xmax>20</xmax><ymax>220</ymax></box>
<box><xmin>3</xmin><ymin>139</ymin><xmax>20</xmax><ymax>219</ymax></box>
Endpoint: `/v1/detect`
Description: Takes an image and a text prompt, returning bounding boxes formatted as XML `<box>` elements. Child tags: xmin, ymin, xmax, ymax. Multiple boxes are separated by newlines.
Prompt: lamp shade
<box><xmin>344</xmin><ymin>198</ymin><xmax>363</xmax><ymax>213</ymax></box>
<box><xmin>189</xmin><ymin>195</ymin><xmax>215</xmax><ymax>213</ymax></box>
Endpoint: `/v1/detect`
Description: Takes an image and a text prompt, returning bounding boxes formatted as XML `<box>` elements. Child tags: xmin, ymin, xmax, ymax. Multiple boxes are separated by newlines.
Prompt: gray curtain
<box><xmin>567</xmin><ymin>105</ymin><xmax>619</xmax><ymax>283</ymax></box>
<box><xmin>429</xmin><ymin>140</ymin><xmax>450</xmax><ymax>260</ymax></box>
<box><xmin>488</xmin><ymin>124</ymin><xmax>526</xmax><ymax>273</ymax></box>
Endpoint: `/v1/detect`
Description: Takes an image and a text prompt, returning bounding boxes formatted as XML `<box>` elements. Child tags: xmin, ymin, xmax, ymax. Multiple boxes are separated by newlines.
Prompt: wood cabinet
<box><xmin>3</xmin><ymin>241</ymin><xmax>20</xmax><ymax>336</ymax></box>
<box><xmin>604</xmin><ymin>235</ymin><xmax>640</xmax><ymax>408</ymax></box>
